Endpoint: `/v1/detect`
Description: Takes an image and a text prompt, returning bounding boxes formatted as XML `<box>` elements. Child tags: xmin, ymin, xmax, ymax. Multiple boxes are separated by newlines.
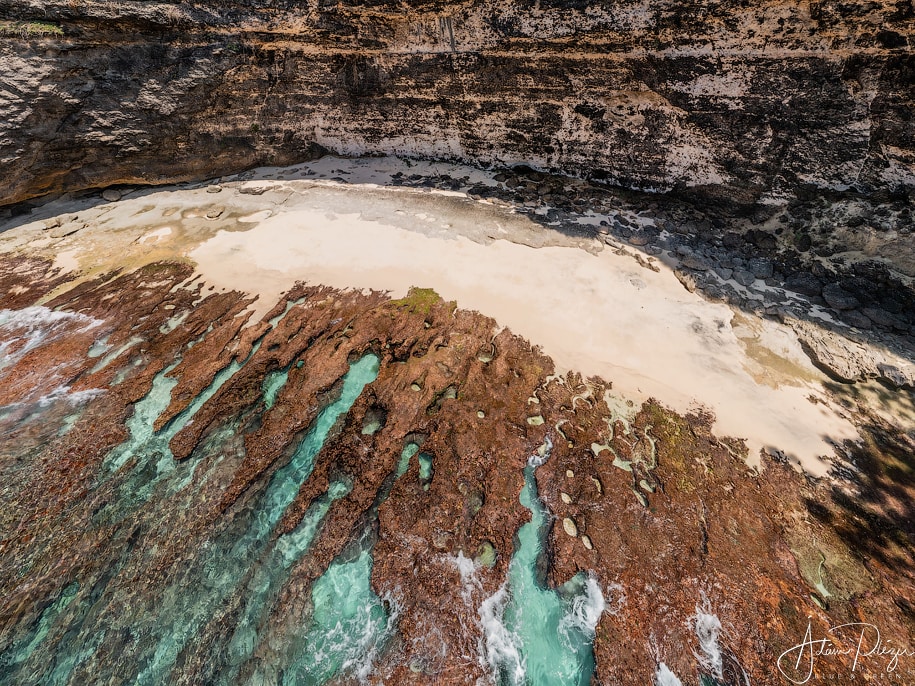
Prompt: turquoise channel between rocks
<box><xmin>0</xmin><ymin>343</ymin><xmax>607</xmax><ymax>686</ymax></box>
<box><xmin>282</xmin><ymin>436</ymin><xmax>423</xmax><ymax>683</ymax></box>
<box><xmin>0</xmin><ymin>353</ymin><xmax>381</xmax><ymax>686</ymax></box>
<box><xmin>134</xmin><ymin>353</ymin><xmax>382</xmax><ymax>685</ymax></box>
<box><xmin>484</xmin><ymin>440</ymin><xmax>605</xmax><ymax>686</ymax></box>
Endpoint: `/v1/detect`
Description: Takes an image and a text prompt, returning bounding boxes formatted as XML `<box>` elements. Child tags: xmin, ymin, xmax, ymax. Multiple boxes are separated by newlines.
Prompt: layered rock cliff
<box><xmin>1</xmin><ymin>0</ymin><xmax>913</xmax><ymax>207</ymax></box>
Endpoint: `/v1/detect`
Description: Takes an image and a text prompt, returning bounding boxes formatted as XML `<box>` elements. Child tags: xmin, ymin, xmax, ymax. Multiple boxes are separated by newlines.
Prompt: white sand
<box><xmin>1</xmin><ymin>158</ymin><xmax>864</xmax><ymax>475</ymax></box>
<box><xmin>190</xmin><ymin>198</ymin><xmax>857</xmax><ymax>475</ymax></box>
<box><xmin>139</xmin><ymin>226</ymin><xmax>173</xmax><ymax>243</ymax></box>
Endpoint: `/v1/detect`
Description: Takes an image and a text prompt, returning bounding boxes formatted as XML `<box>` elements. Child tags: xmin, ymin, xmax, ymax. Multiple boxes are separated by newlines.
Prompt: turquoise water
<box><xmin>100</xmin><ymin>362</ymin><xmax>179</xmax><ymax>475</ymax></box>
<box><xmin>132</xmin><ymin>353</ymin><xmax>381</xmax><ymax>684</ymax></box>
<box><xmin>284</xmin><ymin>548</ymin><xmax>396</xmax><ymax>685</ymax></box>
<box><xmin>87</xmin><ymin>338</ymin><xmax>109</xmax><ymax>358</ymax></box>
<box><xmin>262</xmin><ymin>367</ymin><xmax>290</xmax><ymax>409</ymax></box>
<box><xmin>256</xmin><ymin>354</ymin><xmax>379</xmax><ymax>536</ymax></box>
<box><xmin>397</xmin><ymin>442</ymin><xmax>420</xmax><ymax>476</ymax></box>
<box><xmin>393</xmin><ymin>442</ymin><xmax>432</xmax><ymax>486</ymax></box>
<box><xmin>0</xmin><ymin>583</ymin><xmax>78</xmax><ymax>670</ymax></box>
<box><xmin>418</xmin><ymin>452</ymin><xmax>434</xmax><ymax>484</ymax></box>
<box><xmin>19</xmin><ymin>533</ymin><xmax>142</xmax><ymax>686</ymax></box>
<box><xmin>0</xmin><ymin>314</ymin><xmax>613</xmax><ymax>686</ymax></box>
<box><xmin>89</xmin><ymin>336</ymin><xmax>142</xmax><ymax>373</ymax></box>
<box><xmin>95</xmin><ymin>330</ymin><xmax>275</xmax><ymax>520</ymax></box>
<box><xmin>159</xmin><ymin>311</ymin><xmax>189</xmax><ymax>335</ymax></box>
<box><xmin>280</xmin><ymin>436</ymin><xmax>418</xmax><ymax>684</ymax></box>
<box><xmin>221</xmin><ymin>477</ymin><xmax>355</xmax><ymax>681</ymax></box>
<box><xmin>481</xmin><ymin>440</ymin><xmax>605</xmax><ymax>685</ymax></box>
<box><xmin>0</xmin><ymin>350</ymin><xmax>380</xmax><ymax>686</ymax></box>
<box><xmin>275</xmin><ymin>478</ymin><xmax>354</xmax><ymax>568</ymax></box>
<box><xmin>268</xmin><ymin>297</ymin><xmax>306</xmax><ymax>328</ymax></box>
<box><xmin>229</xmin><ymin>358</ymin><xmax>385</xmax><ymax>684</ymax></box>
<box><xmin>100</xmin><ymin>300</ymin><xmax>303</xmax><ymax>487</ymax></box>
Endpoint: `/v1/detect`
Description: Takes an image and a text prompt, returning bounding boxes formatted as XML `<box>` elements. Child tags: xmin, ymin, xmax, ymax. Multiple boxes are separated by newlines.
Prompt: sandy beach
<box><xmin>1</xmin><ymin>157</ymin><xmax>867</xmax><ymax>475</ymax></box>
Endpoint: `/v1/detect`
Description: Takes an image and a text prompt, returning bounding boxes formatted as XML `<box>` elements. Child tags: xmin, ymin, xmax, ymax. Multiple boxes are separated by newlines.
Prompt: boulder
<box><xmin>785</xmin><ymin>272</ymin><xmax>822</xmax><ymax>297</ymax></box>
<box><xmin>822</xmin><ymin>283</ymin><xmax>861</xmax><ymax>311</ymax></box>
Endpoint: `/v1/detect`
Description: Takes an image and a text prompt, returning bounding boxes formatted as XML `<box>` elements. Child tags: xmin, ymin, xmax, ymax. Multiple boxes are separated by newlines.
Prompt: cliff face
<box><xmin>1</xmin><ymin>0</ymin><xmax>913</xmax><ymax>207</ymax></box>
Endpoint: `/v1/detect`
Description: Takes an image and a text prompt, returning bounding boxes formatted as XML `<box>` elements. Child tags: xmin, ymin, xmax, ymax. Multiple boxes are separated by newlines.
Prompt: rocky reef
<box><xmin>1</xmin><ymin>253</ymin><xmax>913</xmax><ymax>684</ymax></box>
<box><xmin>1</xmin><ymin>1</ymin><xmax>914</xmax><ymax>679</ymax></box>
<box><xmin>0</xmin><ymin>161</ymin><xmax>914</xmax><ymax>684</ymax></box>
<box><xmin>1</xmin><ymin>0</ymin><xmax>913</xmax><ymax>211</ymax></box>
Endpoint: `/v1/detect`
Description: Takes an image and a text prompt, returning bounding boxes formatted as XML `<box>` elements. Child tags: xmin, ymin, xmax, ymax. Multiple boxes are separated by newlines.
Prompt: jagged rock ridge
<box><xmin>1</xmin><ymin>256</ymin><xmax>913</xmax><ymax>684</ymax></box>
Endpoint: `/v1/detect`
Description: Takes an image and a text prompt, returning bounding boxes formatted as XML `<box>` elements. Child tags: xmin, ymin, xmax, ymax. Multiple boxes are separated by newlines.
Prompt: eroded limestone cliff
<box><xmin>1</xmin><ymin>0</ymin><xmax>913</xmax><ymax>207</ymax></box>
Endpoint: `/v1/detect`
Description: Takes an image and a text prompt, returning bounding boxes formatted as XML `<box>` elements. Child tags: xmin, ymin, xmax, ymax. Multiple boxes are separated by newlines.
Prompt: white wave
<box><xmin>37</xmin><ymin>386</ymin><xmax>105</xmax><ymax>407</ymax></box>
<box><xmin>454</xmin><ymin>550</ymin><xmax>477</xmax><ymax>579</ymax></box>
<box><xmin>654</xmin><ymin>662</ymin><xmax>684</xmax><ymax>686</ymax></box>
<box><xmin>527</xmin><ymin>435</ymin><xmax>553</xmax><ymax>468</ymax></box>
<box><xmin>691</xmin><ymin>602</ymin><xmax>724</xmax><ymax>680</ymax></box>
<box><xmin>352</xmin><ymin>596</ymin><xmax>400</xmax><ymax>683</ymax></box>
<box><xmin>0</xmin><ymin>306</ymin><xmax>101</xmax><ymax>372</ymax></box>
<box><xmin>478</xmin><ymin>583</ymin><xmax>525</xmax><ymax>686</ymax></box>
<box><xmin>0</xmin><ymin>385</ymin><xmax>104</xmax><ymax>413</ymax></box>
<box><xmin>603</xmin><ymin>581</ymin><xmax>627</xmax><ymax>616</ymax></box>
<box><xmin>449</xmin><ymin>552</ymin><xmax>499</xmax><ymax>679</ymax></box>
<box><xmin>0</xmin><ymin>306</ymin><xmax>99</xmax><ymax>331</ymax></box>
<box><xmin>558</xmin><ymin>576</ymin><xmax>606</xmax><ymax>646</ymax></box>
<box><xmin>317</xmin><ymin>591</ymin><xmax>401</xmax><ymax>685</ymax></box>
<box><xmin>453</xmin><ymin>551</ymin><xmax>480</xmax><ymax>608</ymax></box>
